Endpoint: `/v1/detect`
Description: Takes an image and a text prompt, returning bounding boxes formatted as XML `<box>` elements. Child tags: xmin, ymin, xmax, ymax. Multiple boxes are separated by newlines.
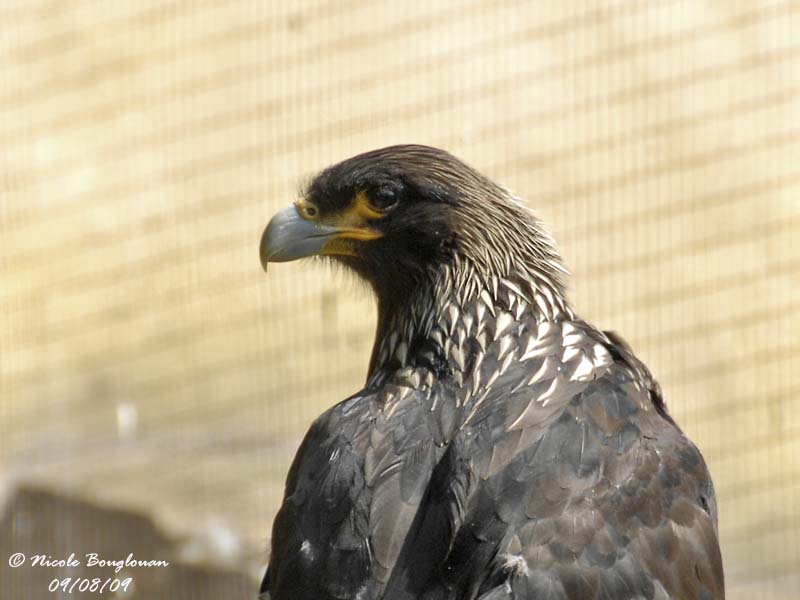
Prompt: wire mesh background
<box><xmin>1</xmin><ymin>1</ymin><xmax>798</xmax><ymax>598</ymax></box>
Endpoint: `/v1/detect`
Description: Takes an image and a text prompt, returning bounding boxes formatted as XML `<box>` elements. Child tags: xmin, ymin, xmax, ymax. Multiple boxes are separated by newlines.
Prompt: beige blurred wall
<box><xmin>1</xmin><ymin>1</ymin><xmax>799</xmax><ymax>598</ymax></box>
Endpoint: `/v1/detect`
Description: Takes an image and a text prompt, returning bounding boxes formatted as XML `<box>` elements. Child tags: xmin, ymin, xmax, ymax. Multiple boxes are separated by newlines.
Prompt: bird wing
<box><xmin>411</xmin><ymin>359</ymin><xmax>724</xmax><ymax>600</ymax></box>
<box><xmin>265</xmin><ymin>392</ymin><xmax>375</xmax><ymax>599</ymax></box>
<box><xmin>266</xmin><ymin>378</ymin><xmax>451</xmax><ymax>600</ymax></box>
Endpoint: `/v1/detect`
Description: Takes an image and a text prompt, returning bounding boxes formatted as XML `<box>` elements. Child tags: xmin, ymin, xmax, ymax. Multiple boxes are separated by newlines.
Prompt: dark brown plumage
<box><xmin>259</xmin><ymin>145</ymin><xmax>724</xmax><ymax>599</ymax></box>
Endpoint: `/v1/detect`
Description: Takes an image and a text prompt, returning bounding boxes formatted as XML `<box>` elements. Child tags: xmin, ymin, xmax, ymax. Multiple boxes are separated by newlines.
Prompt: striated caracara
<box><xmin>258</xmin><ymin>145</ymin><xmax>724</xmax><ymax>600</ymax></box>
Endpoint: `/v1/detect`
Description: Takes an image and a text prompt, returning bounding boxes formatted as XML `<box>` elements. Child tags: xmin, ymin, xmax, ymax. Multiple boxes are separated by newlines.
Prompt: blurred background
<box><xmin>1</xmin><ymin>1</ymin><xmax>798</xmax><ymax>598</ymax></box>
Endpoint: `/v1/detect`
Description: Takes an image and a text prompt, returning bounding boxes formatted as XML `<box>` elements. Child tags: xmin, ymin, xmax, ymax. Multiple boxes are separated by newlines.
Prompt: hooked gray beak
<box><xmin>259</xmin><ymin>204</ymin><xmax>340</xmax><ymax>271</ymax></box>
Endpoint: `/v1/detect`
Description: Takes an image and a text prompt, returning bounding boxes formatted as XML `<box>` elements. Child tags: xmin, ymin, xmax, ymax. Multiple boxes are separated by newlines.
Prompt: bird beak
<box><xmin>260</xmin><ymin>204</ymin><xmax>340</xmax><ymax>271</ymax></box>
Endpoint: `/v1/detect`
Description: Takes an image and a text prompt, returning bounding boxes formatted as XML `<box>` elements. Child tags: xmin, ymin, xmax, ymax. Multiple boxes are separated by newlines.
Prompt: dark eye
<box><xmin>370</xmin><ymin>184</ymin><xmax>402</xmax><ymax>212</ymax></box>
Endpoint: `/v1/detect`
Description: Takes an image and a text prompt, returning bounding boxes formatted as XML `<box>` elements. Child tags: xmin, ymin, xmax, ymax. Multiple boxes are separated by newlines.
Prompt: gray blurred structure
<box><xmin>0</xmin><ymin>486</ymin><xmax>256</xmax><ymax>600</ymax></box>
<box><xmin>1</xmin><ymin>1</ymin><xmax>798</xmax><ymax>598</ymax></box>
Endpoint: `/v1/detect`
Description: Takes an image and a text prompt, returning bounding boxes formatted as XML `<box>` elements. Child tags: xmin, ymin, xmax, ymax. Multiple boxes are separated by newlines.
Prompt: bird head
<box><xmin>260</xmin><ymin>145</ymin><xmax>566</xmax><ymax>305</ymax></box>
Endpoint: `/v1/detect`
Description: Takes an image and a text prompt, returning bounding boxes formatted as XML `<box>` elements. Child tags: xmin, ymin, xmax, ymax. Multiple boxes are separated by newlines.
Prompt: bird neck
<box><xmin>366</xmin><ymin>258</ymin><xmax>573</xmax><ymax>386</ymax></box>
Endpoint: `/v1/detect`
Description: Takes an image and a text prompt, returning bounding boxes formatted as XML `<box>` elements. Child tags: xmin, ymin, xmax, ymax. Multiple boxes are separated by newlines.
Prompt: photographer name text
<box><xmin>9</xmin><ymin>552</ymin><xmax>169</xmax><ymax>573</ymax></box>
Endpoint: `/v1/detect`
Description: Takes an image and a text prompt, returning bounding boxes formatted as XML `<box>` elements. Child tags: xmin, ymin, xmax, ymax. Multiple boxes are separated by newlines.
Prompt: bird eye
<box><xmin>370</xmin><ymin>186</ymin><xmax>401</xmax><ymax>212</ymax></box>
<box><xmin>296</xmin><ymin>201</ymin><xmax>319</xmax><ymax>220</ymax></box>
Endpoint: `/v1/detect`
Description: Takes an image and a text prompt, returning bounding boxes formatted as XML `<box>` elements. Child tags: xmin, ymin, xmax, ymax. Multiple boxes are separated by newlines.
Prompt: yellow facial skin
<box><xmin>261</xmin><ymin>191</ymin><xmax>389</xmax><ymax>269</ymax></box>
<box><xmin>296</xmin><ymin>192</ymin><xmax>384</xmax><ymax>257</ymax></box>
